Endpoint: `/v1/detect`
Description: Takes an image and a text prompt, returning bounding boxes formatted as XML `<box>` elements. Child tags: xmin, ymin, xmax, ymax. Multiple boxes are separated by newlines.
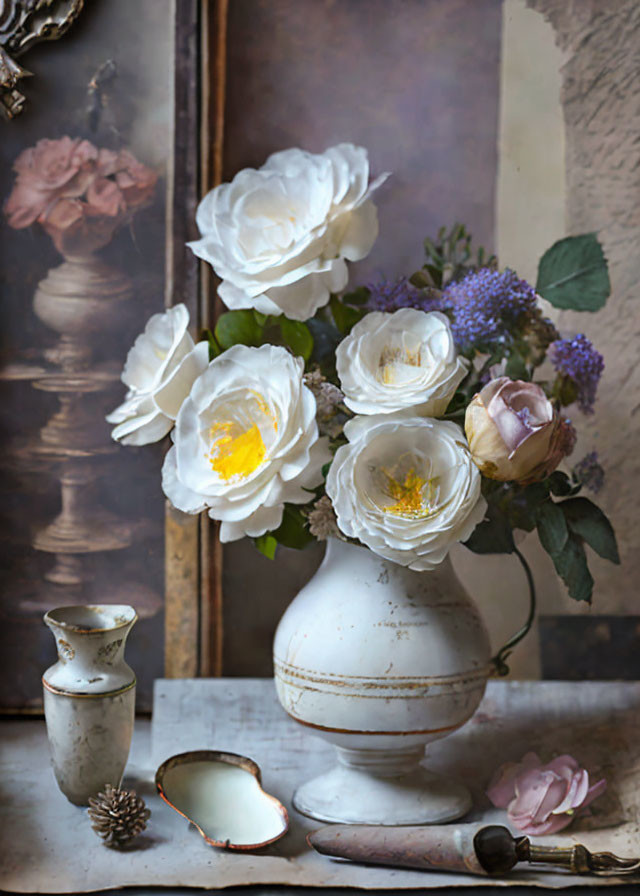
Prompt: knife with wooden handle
<box><xmin>308</xmin><ymin>823</ymin><xmax>640</xmax><ymax>877</ymax></box>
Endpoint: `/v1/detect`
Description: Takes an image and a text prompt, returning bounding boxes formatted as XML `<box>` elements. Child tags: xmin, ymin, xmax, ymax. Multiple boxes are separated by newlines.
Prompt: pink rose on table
<box><xmin>464</xmin><ymin>377</ymin><xmax>572</xmax><ymax>483</ymax></box>
<box><xmin>487</xmin><ymin>752</ymin><xmax>606</xmax><ymax>836</ymax></box>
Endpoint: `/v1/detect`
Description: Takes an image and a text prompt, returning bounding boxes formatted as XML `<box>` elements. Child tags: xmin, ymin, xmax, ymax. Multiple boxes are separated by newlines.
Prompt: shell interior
<box><xmin>156</xmin><ymin>752</ymin><xmax>288</xmax><ymax>849</ymax></box>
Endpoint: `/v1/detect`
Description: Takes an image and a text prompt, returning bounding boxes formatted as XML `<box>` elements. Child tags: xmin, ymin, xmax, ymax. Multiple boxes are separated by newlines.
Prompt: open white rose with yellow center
<box><xmin>162</xmin><ymin>344</ymin><xmax>330</xmax><ymax>542</ymax></box>
<box><xmin>188</xmin><ymin>144</ymin><xmax>387</xmax><ymax>321</ymax></box>
<box><xmin>107</xmin><ymin>304</ymin><xmax>209</xmax><ymax>446</ymax></box>
<box><xmin>326</xmin><ymin>413</ymin><xmax>486</xmax><ymax>570</ymax></box>
<box><xmin>336</xmin><ymin>309</ymin><xmax>468</xmax><ymax>416</ymax></box>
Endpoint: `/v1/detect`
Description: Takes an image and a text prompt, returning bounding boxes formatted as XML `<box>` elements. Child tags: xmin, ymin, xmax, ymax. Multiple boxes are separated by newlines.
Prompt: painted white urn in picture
<box><xmin>273</xmin><ymin>538</ymin><xmax>491</xmax><ymax>825</ymax></box>
<box><xmin>43</xmin><ymin>604</ymin><xmax>137</xmax><ymax>805</ymax></box>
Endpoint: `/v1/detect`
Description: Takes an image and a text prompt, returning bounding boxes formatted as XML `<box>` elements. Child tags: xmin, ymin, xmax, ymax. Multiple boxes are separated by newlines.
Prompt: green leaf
<box><xmin>560</xmin><ymin>497</ymin><xmax>620</xmax><ymax>564</ymax></box>
<box><xmin>271</xmin><ymin>505</ymin><xmax>314</xmax><ymax>550</ymax></box>
<box><xmin>202</xmin><ymin>327</ymin><xmax>222</xmax><ymax>360</ymax></box>
<box><xmin>409</xmin><ymin>269</ymin><xmax>436</xmax><ymax>289</ymax></box>
<box><xmin>506</xmin><ymin>482</ymin><xmax>549</xmax><ymax>532</ymax></box>
<box><xmin>215</xmin><ymin>310</ymin><xmax>263</xmax><ymax>349</ymax></box>
<box><xmin>329</xmin><ymin>296</ymin><xmax>365</xmax><ymax>335</ymax></box>
<box><xmin>504</xmin><ymin>351</ymin><xmax>529</xmax><ymax>381</ymax></box>
<box><xmin>547</xmin><ymin>471</ymin><xmax>573</xmax><ymax>496</ymax></box>
<box><xmin>342</xmin><ymin>287</ymin><xmax>371</xmax><ymax>306</ymax></box>
<box><xmin>550</xmin><ymin>533</ymin><xmax>593</xmax><ymax>602</ymax></box>
<box><xmin>536</xmin><ymin>233</ymin><xmax>611</xmax><ymax>311</ymax></box>
<box><xmin>536</xmin><ymin>500</ymin><xmax>568</xmax><ymax>556</ymax></box>
<box><xmin>254</xmin><ymin>534</ymin><xmax>277</xmax><ymax>560</ymax></box>
<box><xmin>464</xmin><ymin>505</ymin><xmax>514</xmax><ymax>555</ymax></box>
<box><xmin>279</xmin><ymin>318</ymin><xmax>314</xmax><ymax>361</ymax></box>
<box><xmin>254</xmin><ymin>311</ymin><xmax>269</xmax><ymax>327</ymax></box>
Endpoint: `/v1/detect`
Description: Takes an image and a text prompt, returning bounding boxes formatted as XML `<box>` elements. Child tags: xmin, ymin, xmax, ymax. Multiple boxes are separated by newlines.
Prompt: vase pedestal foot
<box><xmin>292</xmin><ymin>745</ymin><xmax>472</xmax><ymax>825</ymax></box>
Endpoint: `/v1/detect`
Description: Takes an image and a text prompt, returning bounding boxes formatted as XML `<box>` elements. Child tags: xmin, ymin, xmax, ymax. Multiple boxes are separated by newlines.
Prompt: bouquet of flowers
<box><xmin>4</xmin><ymin>136</ymin><xmax>157</xmax><ymax>256</ymax></box>
<box><xmin>108</xmin><ymin>143</ymin><xmax>618</xmax><ymax>619</ymax></box>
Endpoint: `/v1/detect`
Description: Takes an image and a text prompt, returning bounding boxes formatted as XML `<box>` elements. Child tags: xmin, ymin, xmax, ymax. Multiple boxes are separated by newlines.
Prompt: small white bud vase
<box><xmin>42</xmin><ymin>605</ymin><xmax>137</xmax><ymax>806</ymax></box>
<box><xmin>273</xmin><ymin>538</ymin><xmax>491</xmax><ymax>825</ymax></box>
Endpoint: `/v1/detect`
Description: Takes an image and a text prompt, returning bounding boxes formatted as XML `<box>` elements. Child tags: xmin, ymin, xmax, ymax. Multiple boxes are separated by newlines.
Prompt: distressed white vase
<box><xmin>43</xmin><ymin>604</ymin><xmax>137</xmax><ymax>805</ymax></box>
<box><xmin>273</xmin><ymin>538</ymin><xmax>491</xmax><ymax>825</ymax></box>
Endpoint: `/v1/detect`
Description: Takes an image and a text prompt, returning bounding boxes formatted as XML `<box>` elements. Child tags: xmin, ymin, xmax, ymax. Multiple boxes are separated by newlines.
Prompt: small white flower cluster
<box><xmin>303</xmin><ymin>369</ymin><xmax>344</xmax><ymax>437</ymax></box>
<box><xmin>307</xmin><ymin>496</ymin><xmax>341</xmax><ymax>541</ymax></box>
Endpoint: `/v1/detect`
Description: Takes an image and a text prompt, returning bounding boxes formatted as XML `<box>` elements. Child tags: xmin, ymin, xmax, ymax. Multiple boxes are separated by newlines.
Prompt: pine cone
<box><xmin>88</xmin><ymin>784</ymin><xmax>150</xmax><ymax>848</ymax></box>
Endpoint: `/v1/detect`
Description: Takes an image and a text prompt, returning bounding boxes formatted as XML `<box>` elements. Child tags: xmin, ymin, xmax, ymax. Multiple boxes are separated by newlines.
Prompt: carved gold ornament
<box><xmin>0</xmin><ymin>0</ymin><xmax>85</xmax><ymax>119</ymax></box>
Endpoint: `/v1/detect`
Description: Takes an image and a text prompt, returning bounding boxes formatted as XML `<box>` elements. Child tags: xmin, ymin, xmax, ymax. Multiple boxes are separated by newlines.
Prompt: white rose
<box><xmin>326</xmin><ymin>413</ymin><xmax>486</xmax><ymax>571</ymax></box>
<box><xmin>188</xmin><ymin>144</ymin><xmax>387</xmax><ymax>321</ymax></box>
<box><xmin>336</xmin><ymin>309</ymin><xmax>468</xmax><ymax>416</ymax></box>
<box><xmin>107</xmin><ymin>304</ymin><xmax>208</xmax><ymax>446</ymax></box>
<box><xmin>162</xmin><ymin>344</ymin><xmax>330</xmax><ymax>542</ymax></box>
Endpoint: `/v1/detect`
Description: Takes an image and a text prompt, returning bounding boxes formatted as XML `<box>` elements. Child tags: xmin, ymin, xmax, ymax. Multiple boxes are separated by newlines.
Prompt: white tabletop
<box><xmin>2</xmin><ymin>679</ymin><xmax>640</xmax><ymax>893</ymax></box>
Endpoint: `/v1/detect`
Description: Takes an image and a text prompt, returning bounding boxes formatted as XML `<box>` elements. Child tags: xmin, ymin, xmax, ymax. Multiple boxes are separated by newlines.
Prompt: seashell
<box><xmin>155</xmin><ymin>750</ymin><xmax>289</xmax><ymax>850</ymax></box>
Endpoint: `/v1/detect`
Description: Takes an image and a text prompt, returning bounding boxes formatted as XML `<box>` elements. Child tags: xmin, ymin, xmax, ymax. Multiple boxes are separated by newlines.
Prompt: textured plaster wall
<box><xmin>456</xmin><ymin>0</ymin><xmax>568</xmax><ymax>678</ymax></box>
<box><xmin>469</xmin><ymin>0</ymin><xmax>640</xmax><ymax>678</ymax></box>
<box><xmin>526</xmin><ymin>0</ymin><xmax>640</xmax><ymax>618</ymax></box>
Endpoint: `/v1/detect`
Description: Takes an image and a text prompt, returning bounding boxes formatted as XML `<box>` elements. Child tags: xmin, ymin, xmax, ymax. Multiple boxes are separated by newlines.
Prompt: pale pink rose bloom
<box><xmin>95</xmin><ymin>148</ymin><xmax>121</xmax><ymax>177</ymax></box>
<box><xmin>5</xmin><ymin>137</ymin><xmax>98</xmax><ymax>228</ymax></box>
<box><xmin>487</xmin><ymin>751</ymin><xmax>606</xmax><ymax>836</ymax></box>
<box><xmin>44</xmin><ymin>198</ymin><xmax>85</xmax><ymax>231</ymax></box>
<box><xmin>465</xmin><ymin>377</ymin><xmax>572</xmax><ymax>483</ymax></box>
<box><xmin>5</xmin><ymin>137</ymin><xmax>157</xmax><ymax>255</ymax></box>
<box><xmin>43</xmin><ymin>195</ymin><xmax>122</xmax><ymax>257</ymax></box>
<box><xmin>86</xmin><ymin>177</ymin><xmax>126</xmax><ymax>218</ymax></box>
<box><xmin>114</xmin><ymin>149</ymin><xmax>158</xmax><ymax>207</ymax></box>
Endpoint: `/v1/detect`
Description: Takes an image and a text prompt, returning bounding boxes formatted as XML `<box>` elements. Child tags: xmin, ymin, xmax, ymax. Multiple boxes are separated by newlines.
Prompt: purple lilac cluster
<box><xmin>366</xmin><ymin>277</ymin><xmax>442</xmax><ymax>314</ymax></box>
<box><xmin>573</xmin><ymin>451</ymin><xmax>605</xmax><ymax>493</ymax></box>
<box><xmin>441</xmin><ymin>268</ymin><xmax>537</xmax><ymax>353</ymax></box>
<box><xmin>551</xmin><ymin>334</ymin><xmax>604</xmax><ymax>414</ymax></box>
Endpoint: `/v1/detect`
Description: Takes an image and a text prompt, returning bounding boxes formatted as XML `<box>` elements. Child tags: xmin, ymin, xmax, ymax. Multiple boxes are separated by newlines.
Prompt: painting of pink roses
<box><xmin>0</xmin><ymin>0</ymin><xmax>180</xmax><ymax>711</ymax></box>
<box><xmin>5</xmin><ymin>138</ymin><xmax>157</xmax><ymax>256</ymax></box>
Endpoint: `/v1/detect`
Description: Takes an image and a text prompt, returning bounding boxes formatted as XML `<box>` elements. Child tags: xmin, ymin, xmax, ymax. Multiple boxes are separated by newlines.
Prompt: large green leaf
<box><xmin>536</xmin><ymin>233</ymin><xmax>610</xmax><ymax>311</ymax></box>
<box><xmin>254</xmin><ymin>534</ymin><xmax>277</xmax><ymax>560</ymax></box>
<box><xmin>547</xmin><ymin>471</ymin><xmax>575</xmax><ymax>497</ymax></box>
<box><xmin>201</xmin><ymin>327</ymin><xmax>222</xmax><ymax>360</ymax></box>
<box><xmin>330</xmin><ymin>296</ymin><xmax>365</xmax><ymax>335</ymax></box>
<box><xmin>536</xmin><ymin>500</ymin><xmax>568</xmax><ymax>556</ymax></box>
<box><xmin>505</xmin><ymin>481</ymin><xmax>549</xmax><ymax>532</ymax></box>
<box><xmin>550</xmin><ymin>533</ymin><xmax>594</xmax><ymax>602</ymax></box>
<box><xmin>464</xmin><ymin>505</ymin><xmax>514</xmax><ymax>555</ymax></box>
<box><xmin>342</xmin><ymin>286</ymin><xmax>371</xmax><ymax>306</ymax></box>
<box><xmin>560</xmin><ymin>497</ymin><xmax>620</xmax><ymax>564</ymax></box>
<box><xmin>279</xmin><ymin>318</ymin><xmax>314</xmax><ymax>361</ymax></box>
<box><xmin>215</xmin><ymin>310</ymin><xmax>263</xmax><ymax>350</ymax></box>
<box><xmin>271</xmin><ymin>505</ymin><xmax>314</xmax><ymax>550</ymax></box>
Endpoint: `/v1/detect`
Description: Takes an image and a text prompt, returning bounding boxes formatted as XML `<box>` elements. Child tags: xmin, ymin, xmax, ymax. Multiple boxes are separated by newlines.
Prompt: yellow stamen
<box><xmin>209</xmin><ymin>422</ymin><xmax>266</xmax><ymax>481</ymax></box>
<box><xmin>383</xmin><ymin>467</ymin><xmax>435</xmax><ymax>518</ymax></box>
<box><xmin>249</xmin><ymin>390</ymin><xmax>278</xmax><ymax>431</ymax></box>
<box><xmin>379</xmin><ymin>345</ymin><xmax>422</xmax><ymax>384</ymax></box>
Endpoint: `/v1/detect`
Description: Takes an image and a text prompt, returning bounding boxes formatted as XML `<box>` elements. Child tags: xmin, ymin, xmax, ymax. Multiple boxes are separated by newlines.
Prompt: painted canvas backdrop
<box><xmin>0</xmin><ymin>0</ymin><xmax>175</xmax><ymax>709</ymax></box>
<box><xmin>220</xmin><ymin>0</ymin><xmax>638</xmax><ymax>680</ymax></box>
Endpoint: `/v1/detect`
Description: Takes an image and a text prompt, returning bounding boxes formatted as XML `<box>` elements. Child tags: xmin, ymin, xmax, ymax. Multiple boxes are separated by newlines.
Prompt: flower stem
<box><xmin>491</xmin><ymin>546</ymin><xmax>537</xmax><ymax>677</ymax></box>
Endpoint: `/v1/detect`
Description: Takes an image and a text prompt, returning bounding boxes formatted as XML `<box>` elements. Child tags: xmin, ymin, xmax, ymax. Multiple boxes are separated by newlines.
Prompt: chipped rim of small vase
<box><xmin>155</xmin><ymin>749</ymin><xmax>290</xmax><ymax>851</ymax></box>
<box><xmin>44</xmin><ymin>604</ymin><xmax>137</xmax><ymax>634</ymax></box>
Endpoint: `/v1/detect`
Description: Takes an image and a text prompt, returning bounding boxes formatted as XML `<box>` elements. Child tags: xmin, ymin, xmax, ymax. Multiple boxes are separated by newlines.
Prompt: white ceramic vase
<box><xmin>273</xmin><ymin>538</ymin><xmax>491</xmax><ymax>825</ymax></box>
<box><xmin>43</xmin><ymin>604</ymin><xmax>137</xmax><ymax>805</ymax></box>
